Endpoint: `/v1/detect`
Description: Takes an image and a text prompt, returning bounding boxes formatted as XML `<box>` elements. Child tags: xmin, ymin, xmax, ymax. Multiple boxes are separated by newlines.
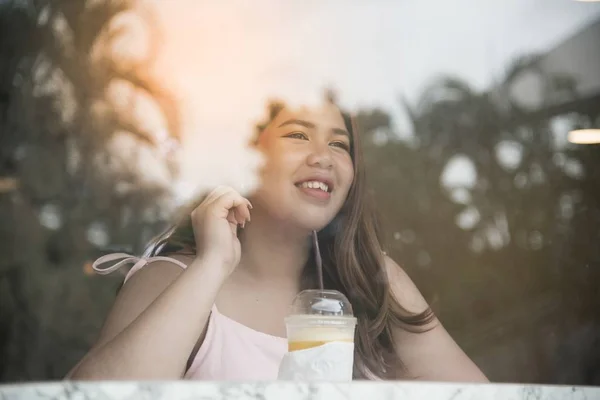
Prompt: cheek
<box><xmin>258</xmin><ymin>145</ymin><xmax>281</xmax><ymax>177</ymax></box>
<box><xmin>338</xmin><ymin>157</ymin><xmax>355</xmax><ymax>189</ymax></box>
<box><xmin>263</xmin><ymin>144</ymin><xmax>305</xmax><ymax>174</ymax></box>
<box><xmin>259</xmin><ymin>149</ymin><xmax>294</xmax><ymax>187</ymax></box>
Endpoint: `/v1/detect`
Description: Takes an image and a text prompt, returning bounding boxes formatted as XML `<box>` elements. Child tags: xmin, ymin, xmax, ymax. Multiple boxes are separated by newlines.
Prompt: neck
<box><xmin>236</xmin><ymin>207</ymin><xmax>312</xmax><ymax>285</ymax></box>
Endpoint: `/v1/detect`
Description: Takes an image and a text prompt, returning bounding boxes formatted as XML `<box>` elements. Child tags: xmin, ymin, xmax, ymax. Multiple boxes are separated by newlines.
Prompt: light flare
<box><xmin>112</xmin><ymin>1</ymin><xmax>328</xmax><ymax>214</ymax></box>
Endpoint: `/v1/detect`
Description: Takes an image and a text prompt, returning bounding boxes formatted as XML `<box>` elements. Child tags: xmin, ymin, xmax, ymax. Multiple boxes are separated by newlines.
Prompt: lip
<box><xmin>296</xmin><ymin>185</ymin><xmax>331</xmax><ymax>201</ymax></box>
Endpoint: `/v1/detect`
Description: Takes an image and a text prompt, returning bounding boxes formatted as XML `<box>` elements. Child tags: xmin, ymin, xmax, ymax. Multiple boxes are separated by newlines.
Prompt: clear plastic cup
<box><xmin>285</xmin><ymin>289</ymin><xmax>357</xmax><ymax>352</ymax></box>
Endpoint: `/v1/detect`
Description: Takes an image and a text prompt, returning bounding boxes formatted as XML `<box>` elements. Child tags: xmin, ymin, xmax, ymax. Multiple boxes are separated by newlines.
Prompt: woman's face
<box><xmin>252</xmin><ymin>103</ymin><xmax>354</xmax><ymax>232</ymax></box>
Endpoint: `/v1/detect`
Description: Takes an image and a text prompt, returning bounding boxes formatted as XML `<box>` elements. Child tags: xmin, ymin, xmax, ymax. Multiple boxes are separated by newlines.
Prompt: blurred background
<box><xmin>1</xmin><ymin>0</ymin><xmax>599</xmax><ymax>384</ymax></box>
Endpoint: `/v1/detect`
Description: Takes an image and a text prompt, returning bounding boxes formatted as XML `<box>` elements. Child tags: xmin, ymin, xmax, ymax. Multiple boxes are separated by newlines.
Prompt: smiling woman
<box><xmin>251</xmin><ymin>104</ymin><xmax>355</xmax><ymax>232</ymax></box>
<box><xmin>67</xmin><ymin>98</ymin><xmax>488</xmax><ymax>382</ymax></box>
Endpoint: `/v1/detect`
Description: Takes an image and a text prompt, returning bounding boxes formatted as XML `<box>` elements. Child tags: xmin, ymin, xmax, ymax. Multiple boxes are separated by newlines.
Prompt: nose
<box><xmin>306</xmin><ymin>142</ymin><xmax>333</xmax><ymax>169</ymax></box>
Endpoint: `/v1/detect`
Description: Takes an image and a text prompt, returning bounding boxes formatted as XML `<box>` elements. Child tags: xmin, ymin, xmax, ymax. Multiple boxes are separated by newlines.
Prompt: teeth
<box><xmin>300</xmin><ymin>181</ymin><xmax>329</xmax><ymax>192</ymax></box>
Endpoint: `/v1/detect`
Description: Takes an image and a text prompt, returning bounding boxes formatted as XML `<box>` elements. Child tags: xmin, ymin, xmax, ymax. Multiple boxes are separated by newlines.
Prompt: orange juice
<box><xmin>285</xmin><ymin>317</ymin><xmax>355</xmax><ymax>352</ymax></box>
<box><xmin>288</xmin><ymin>338</ymin><xmax>353</xmax><ymax>351</ymax></box>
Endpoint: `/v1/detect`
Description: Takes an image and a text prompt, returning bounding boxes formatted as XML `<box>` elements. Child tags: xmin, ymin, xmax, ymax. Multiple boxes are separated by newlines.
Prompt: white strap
<box><xmin>92</xmin><ymin>253</ymin><xmax>142</xmax><ymax>275</ymax></box>
<box><xmin>92</xmin><ymin>253</ymin><xmax>188</xmax><ymax>276</ymax></box>
<box><xmin>146</xmin><ymin>256</ymin><xmax>188</xmax><ymax>270</ymax></box>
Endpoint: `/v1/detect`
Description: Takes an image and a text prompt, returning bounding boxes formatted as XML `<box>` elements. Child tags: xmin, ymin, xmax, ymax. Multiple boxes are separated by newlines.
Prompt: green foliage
<box><xmin>0</xmin><ymin>0</ymin><xmax>177</xmax><ymax>380</ymax></box>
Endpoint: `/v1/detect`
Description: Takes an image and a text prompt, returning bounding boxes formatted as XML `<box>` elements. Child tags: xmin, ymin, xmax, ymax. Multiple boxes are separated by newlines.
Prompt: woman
<box><xmin>68</xmin><ymin>101</ymin><xmax>488</xmax><ymax>381</ymax></box>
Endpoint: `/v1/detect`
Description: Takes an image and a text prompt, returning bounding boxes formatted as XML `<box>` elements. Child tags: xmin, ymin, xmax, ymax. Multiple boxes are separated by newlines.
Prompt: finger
<box><xmin>204</xmin><ymin>186</ymin><xmax>233</xmax><ymax>205</ymax></box>
<box><xmin>191</xmin><ymin>186</ymin><xmax>232</xmax><ymax>220</ymax></box>
<box><xmin>233</xmin><ymin>206</ymin><xmax>247</xmax><ymax>228</ymax></box>
<box><xmin>226</xmin><ymin>209</ymin><xmax>238</xmax><ymax>225</ymax></box>
<box><xmin>198</xmin><ymin>187</ymin><xmax>235</xmax><ymax>216</ymax></box>
<box><xmin>210</xmin><ymin>187</ymin><xmax>252</xmax><ymax>214</ymax></box>
<box><xmin>226</xmin><ymin>209</ymin><xmax>239</xmax><ymax>235</ymax></box>
<box><xmin>234</xmin><ymin>203</ymin><xmax>251</xmax><ymax>225</ymax></box>
<box><xmin>211</xmin><ymin>189</ymin><xmax>251</xmax><ymax>220</ymax></box>
<box><xmin>225</xmin><ymin>207</ymin><xmax>246</xmax><ymax>227</ymax></box>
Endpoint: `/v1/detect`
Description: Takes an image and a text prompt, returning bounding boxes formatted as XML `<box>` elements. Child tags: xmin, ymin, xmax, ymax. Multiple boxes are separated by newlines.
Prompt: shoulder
<box><xmin>382</xmin><ymin>256</ymin><xmax>489</xmax><ymax>381</ymax></box>
<box><xmin>115</xmin><ymin>255</ymin><xmax>190</xmax><ymax>317</ymax></box>
<box><xmin>93</xmin><ymin>254</ymin><xmax>194</xmax><ymax>349</ymax></box>
<box><xmin>124</xmin><ymin>253</ymin><xmax>194</xmax><ymax>286</ymax></box>
<box><xmin>383</xmin><ymin>255</ymin><xmax>430</xmax><ymax>316</ymax></box>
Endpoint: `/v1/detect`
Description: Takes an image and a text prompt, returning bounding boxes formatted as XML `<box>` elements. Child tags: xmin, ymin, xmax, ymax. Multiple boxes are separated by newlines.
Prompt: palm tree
<box><xmin>395</xmin><ymin>54</ymin><xmax>596</xmax><ymax>382</ymax></box>
<box><xmin>0</xmin><ymin>0</ymin><xmax>180</xmax><ymax>380</ymax></box>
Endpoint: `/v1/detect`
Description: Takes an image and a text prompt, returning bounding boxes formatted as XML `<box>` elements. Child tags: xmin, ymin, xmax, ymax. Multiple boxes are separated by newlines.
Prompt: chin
<box><xmin>256</xmin><ymin>192</ymin><xmax>340</xmax><ymax>233</ymax></box>
<box><xmin>289</xmin><ymin>211</ymin><xmax>336</xmax><ymax>234</ymax></box>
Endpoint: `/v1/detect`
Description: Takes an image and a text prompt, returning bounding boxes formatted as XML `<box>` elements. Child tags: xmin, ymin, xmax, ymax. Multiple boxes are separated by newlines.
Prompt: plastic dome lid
<box><xmin>289</xmin><ymin>289</ymin><xmax>354</xmax><ymax>317</ymax></box>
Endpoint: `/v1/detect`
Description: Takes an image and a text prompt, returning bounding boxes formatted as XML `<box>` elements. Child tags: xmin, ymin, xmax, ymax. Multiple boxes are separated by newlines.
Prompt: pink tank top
<box><xmin>93</xmin><ymin>254</ymin><xmax>288</xmax><ymax>380</ymax></box>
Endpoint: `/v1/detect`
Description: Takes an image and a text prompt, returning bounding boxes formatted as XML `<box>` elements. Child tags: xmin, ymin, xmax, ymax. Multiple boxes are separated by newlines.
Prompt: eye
<box><xmin>330</xmin><ymin>141</ymin><xmax>350</xmax><ymax>152</ymax></box>
<box><xmin>284</xmin><ymin>132</ymin><xmax>308</xmax><ymax>140</ymax></box>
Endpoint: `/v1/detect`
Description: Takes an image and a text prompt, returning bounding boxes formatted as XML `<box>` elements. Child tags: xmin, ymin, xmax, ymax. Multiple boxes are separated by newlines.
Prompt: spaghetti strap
<box><xmin>92</xmin><ymin>253</ymin><xmax>189</xmax><ymax>283</ymax></box>
<box><xmin>92</xmin><ymin>253</ymin><xmax>141</xmax><ymax>275</ymax></box>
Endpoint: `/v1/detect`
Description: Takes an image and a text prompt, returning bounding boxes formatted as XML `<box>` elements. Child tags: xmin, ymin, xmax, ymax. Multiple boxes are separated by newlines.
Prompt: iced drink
<box><xmin>285</xmin><ymin>289</ymin><xmax>357</xmax><ymax>352</ymax></box>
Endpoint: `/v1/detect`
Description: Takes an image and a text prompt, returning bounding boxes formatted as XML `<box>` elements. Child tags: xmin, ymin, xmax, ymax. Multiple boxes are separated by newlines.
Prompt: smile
<box><xmin>294</xmin><ymin>179</ymin><xmax>333</xmax><ymax>201</ymax></box>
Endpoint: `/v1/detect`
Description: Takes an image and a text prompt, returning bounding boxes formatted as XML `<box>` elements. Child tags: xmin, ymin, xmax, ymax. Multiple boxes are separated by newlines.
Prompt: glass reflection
<box><xmin>0</xmin><ymin>0</ymin><xmax>599</xmax><ymax>385</ymax></box>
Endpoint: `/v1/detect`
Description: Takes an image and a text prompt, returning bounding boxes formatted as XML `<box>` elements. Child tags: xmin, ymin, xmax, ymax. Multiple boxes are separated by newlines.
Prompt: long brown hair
<box><xmin>146</xmin><ymin>100</ymin><xmax>434</xmax><ymax>379</ymax></box>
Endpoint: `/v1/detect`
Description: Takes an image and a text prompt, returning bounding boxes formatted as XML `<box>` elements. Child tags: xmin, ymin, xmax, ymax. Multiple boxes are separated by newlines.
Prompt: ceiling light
<box><xmin>568</xmin><ymin>129</ymin><xmax>600</xmax><ymax>144</ymax></box>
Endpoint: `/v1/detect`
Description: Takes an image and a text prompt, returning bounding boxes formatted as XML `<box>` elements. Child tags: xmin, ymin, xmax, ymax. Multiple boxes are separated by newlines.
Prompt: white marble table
<box><xmin>0</xmin><ymin>382</ymin><xmax>598</xmax><ymax>400</ymax></box>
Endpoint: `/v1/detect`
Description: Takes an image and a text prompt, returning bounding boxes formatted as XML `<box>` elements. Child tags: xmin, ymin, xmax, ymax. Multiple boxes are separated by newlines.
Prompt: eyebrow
<box><xmin>277</xmin><ymin>119</ymin><xmax>350</xmax><ymax>138</ymax></box>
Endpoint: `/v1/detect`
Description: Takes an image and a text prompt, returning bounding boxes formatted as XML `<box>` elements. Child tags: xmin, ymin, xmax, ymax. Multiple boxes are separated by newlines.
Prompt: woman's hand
<box><xmin>190</xmin><ymin>186</ymin><xmax>252</xmax><ymax>276</ymax></box>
